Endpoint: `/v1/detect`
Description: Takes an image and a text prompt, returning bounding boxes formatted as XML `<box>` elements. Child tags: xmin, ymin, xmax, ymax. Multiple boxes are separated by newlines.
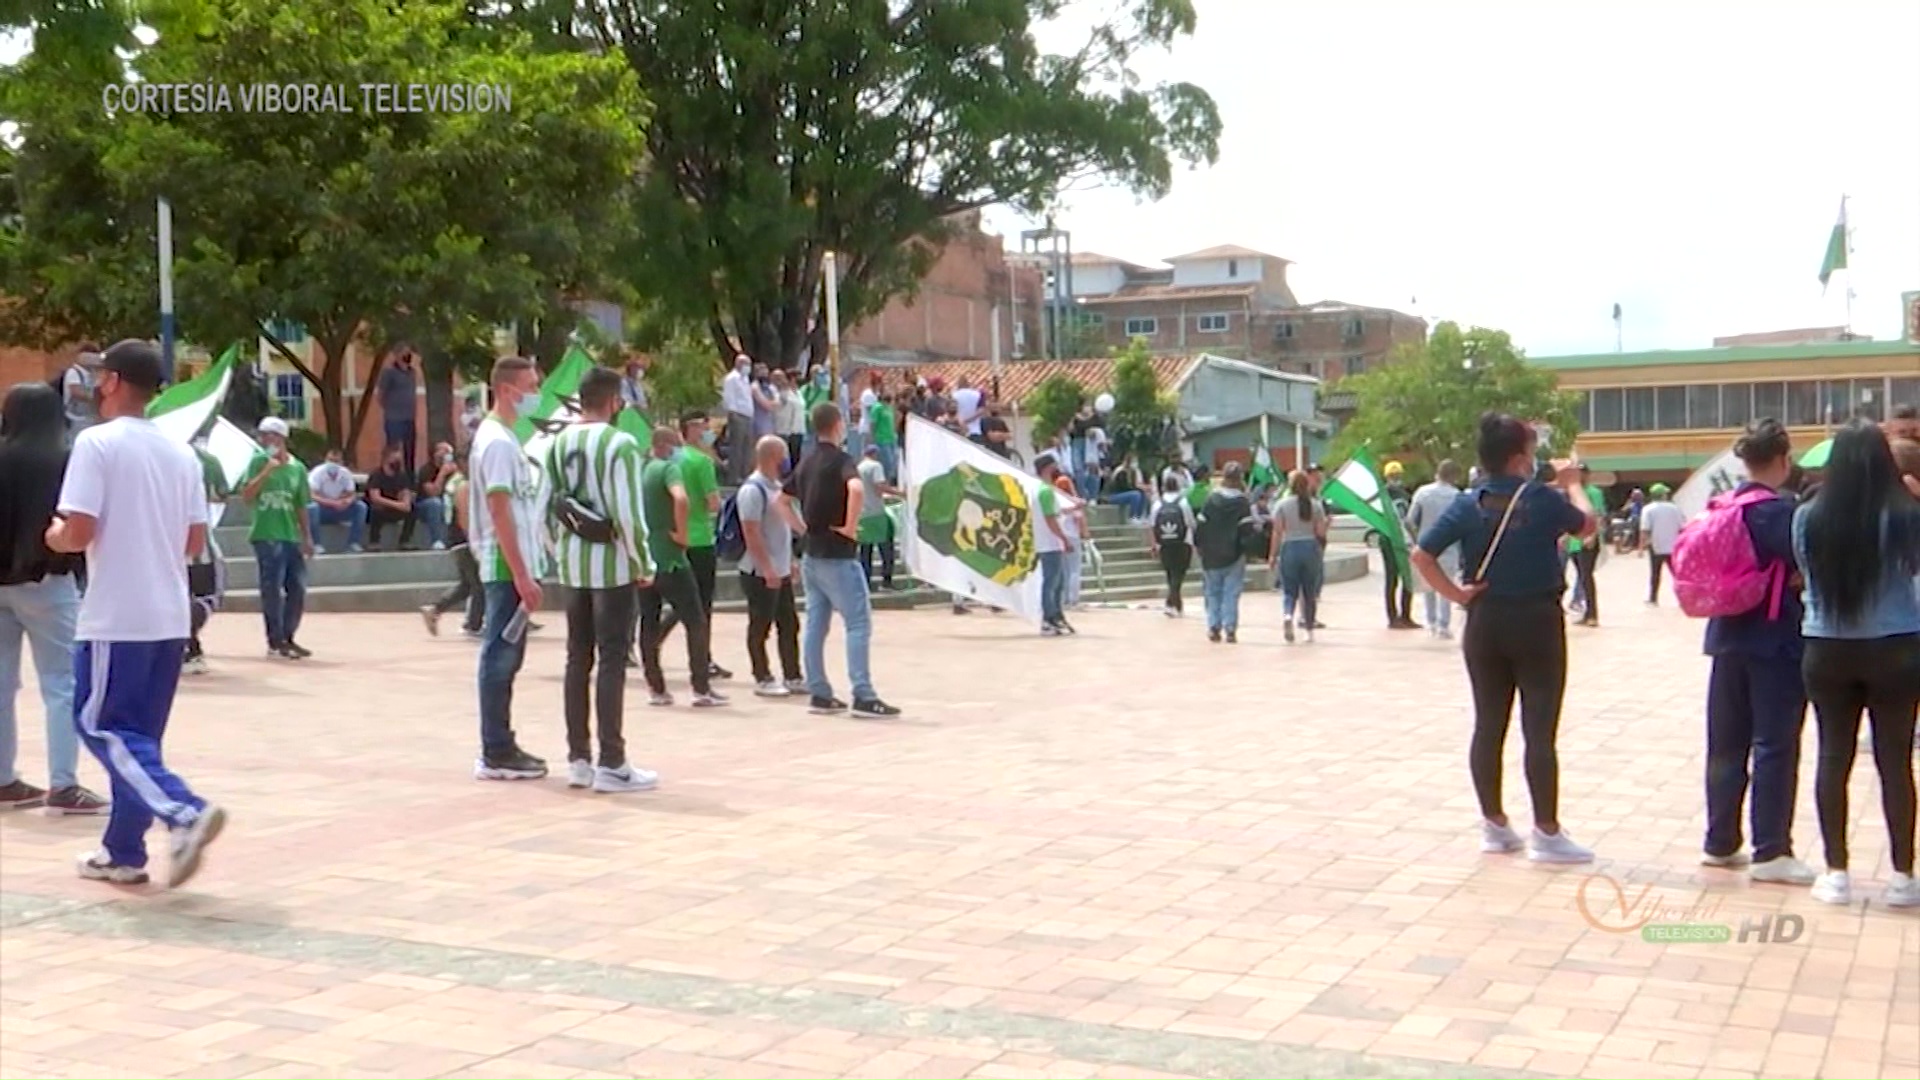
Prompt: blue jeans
<box><xmin>1107</xmin><ymin>490</ymin><xmax>1147</xmax><ymax>521</ymax></box>
<box><xmin>1278</xmin><ymin>542</ymin><xmax>1323</xmax><ymax>625</ymax></box>
<box><xmin>873</xmin><ymin>442</ymin><xmax>899</xmax><ymax>485</ymax></box>
<box><xmin>1202</xmin><ymin>559</ymin><xmax>1246</xmax><ymax>633</ymax></box>
<box><xmin>307</xmin><ymin>502</ymin><xmax>367</xmax><ymax>550</ymax></box>
<box><xmin>74</xmin><ymin>639</ymin><xmax>205</xmax><ymax>868</ymax></box>
<box><xmin>1705</xmin><ymin>653</ymin><xmax>1807</xmax><ymax>862</ymax></box>
<box><xmin>1039</xmin><ymin>550</ymin><xmax>1068</xmax><ymax>624</ymax></box>
<box><xmin>1423</xmin><ymin>589</ymin><xmax>1453</xmax><ymax>633</ymax></box>
<box><xmin>415</xmin><ymin>496</ymin><xmax>448</xmax><ymax>547</ymax></box>
<box><xmin>802</xmin><ymin>557</ymin><xmax>874</xmax><ymax>702</ymax></box>
<box><xmin>477</xmin><ymin>581</ymin><xmax>528</xmax><ymax>755</ymax></box>
<box><xmin>251</xmin><ymin>540</ymin><xmax>308</xmax><ymax>647</ymax></box>
<box><xmin>0</xmin><ymin>575</ymin><xmax>82</xmax><ymax>789</ymax></box>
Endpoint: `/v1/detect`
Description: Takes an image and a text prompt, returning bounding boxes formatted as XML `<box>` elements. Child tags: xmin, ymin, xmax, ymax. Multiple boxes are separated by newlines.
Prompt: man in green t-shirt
<box><xmin>636</xmin><ymin>425</ymin><xmax>722</xmax><ymax>706</ymax></box>
<box><xmin>867</xmin><ymin>391</ymin><xmax>899</xmax><ymax>484</ymax></box>
<box><xmin>655</xmin><ymin>411</ymin><xmax>731</xmax><ymax>680</ymax></box>
<box><xmin>1565</xmin><ymin>465</ymin><xmax>1606</xmax><ymax>627</ymax></box>
<box><xmin>240</xmin><ymin>417</ymin><xmax>315</xmax><ymax>659</ymax></box>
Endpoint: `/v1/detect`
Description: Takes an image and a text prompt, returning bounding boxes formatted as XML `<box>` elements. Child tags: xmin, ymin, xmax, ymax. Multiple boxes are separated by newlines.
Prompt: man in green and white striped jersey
<box><xmin>543</xmin><ymin>367</ymin><xmax>658</xmax><ymax>794</ymax></box>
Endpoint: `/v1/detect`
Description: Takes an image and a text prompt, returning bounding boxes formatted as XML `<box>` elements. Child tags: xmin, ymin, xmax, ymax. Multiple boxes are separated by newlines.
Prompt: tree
<box><xmin>1107</xmin><ymin>335</ymin><xmax>1176</xmax><ymax>463</ymax></box>
<box><xmin>1025</xmin><ymin>373</ymin><xmax>1086</xmax><ymax>444</ymax></box>
<box><xmin>2</xmin><ymin>0</ymin><xmax>647</xmax><ymax>463</ymax></box>
<box><xmin>1331</xmin><ymin>322</ymin><xmax>1581</xmax><ymax>473</ymax></box>
<box><xmin>578</xmin><ymin>0</ymin><xmax>1222</xmax><ymax>370</ymax></box>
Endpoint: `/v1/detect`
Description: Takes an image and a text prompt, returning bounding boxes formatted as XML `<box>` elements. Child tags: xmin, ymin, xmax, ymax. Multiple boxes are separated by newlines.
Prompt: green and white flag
<box><xmin>147</xmin><ymin>343</ymin><xmax>238</xmax><ymax>445</ymax></box>
<box><xmin>1321</xmin><ymin>446</ymin><xmax>1412</xmax><ymax>582</ymax></box>
<box><xmin>518</xmin><ymin>344</ymin><xmax>651</xmax><ymax>459</ymax></box>
<box><xmin>1819</xmin><ymin>198</ymin><xmax>1848</xmax><ymax>291</ymax></box>
<box><xmin>1248</xmin><ymin>443</ymin><xmax>1278</xmax><ymax>490</ymax></box>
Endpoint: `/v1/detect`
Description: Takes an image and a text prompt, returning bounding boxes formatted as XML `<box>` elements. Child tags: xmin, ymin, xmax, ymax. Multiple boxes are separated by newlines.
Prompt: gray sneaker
<box><xmin>593</xmin><ymin>765</ymin><xmax>659</xmax><ymax>794</ymax></box>
<box><xmin>1480</xmin><ymin>819</ymin><xmax>1524</xmax><ymax>854</ymax></box>
<box><xmin>166</xmin><ymin>804</ymin><xmax>228</xmax><ymax>889</ymax></box>
<box><xmin>1701</xmin><ymin>850</ymin><xmax>1751</xmax><ymax>869</ymax></box>
<box><xmin>1750</xmin><ymin>856</ymin><xmax>1816</xmax><ymax>885</ymax></box>
<box><xmin>1527</xmin><ymin>828</ymin><xmax>1594</xmax><ymax>864</ymax></box>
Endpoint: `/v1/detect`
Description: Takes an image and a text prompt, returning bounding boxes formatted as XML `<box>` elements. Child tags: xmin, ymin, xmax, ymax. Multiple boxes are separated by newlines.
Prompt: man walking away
<box><xmin>420</xmin><ymin>451</ymin><xmax>484</xmax><ymax>638</ymax></box>
<box><xmin>1148</xmin><ymin>474</ymin><xmax>1196</xmax><ymax>617</ymax></box>
<box><xmin>790</xmin><ymin>403</ymin><xmax>900</xmax><ymax>716</ymax></box>
<box><xmin>1194</xmin><ymin>461</ymin><xmax>1252</xmax><ymax>643</ymax></box>
<box><xmin>377</xmin><ymin>345</ymin><xmax>419</xmax><ymax>474</ymax></box>
<box><xmin>1571</xmin><ymin>464</ymin><xmax>1605</xmax><ymax>626</ymax></box>
<box><xmin>547</xmin><ymin>367</ymin><xmax>658</xmax><ymax>792</ymax></box>
<box><xmin>1639</xmin><ymin>482</ymin><xmax>1685</xmax><ymax>604</ymax></box>
<box><xmin>720</xmin><ymin>354</ymin><xmax>756</xmax><ymax>484</ymax></box>
<box><xmin>656</xmin><ymin>412</ymin><xmax>732</xmax><ymax>680</ymax></box>
<box><xmin>1381</xmin><ymin>460</ymin><xmax>1419</xmax><ymax>630</ymax></box>
<box><xmin>470</xmin><ymin>356</ymin><xmax>550</xmax><ymax>781</ymax></box>
<box><xmin>856</xmin><ymin>446</ymin><xmax>900</xmax><ymax>590</ymax></box>
<box><xmin>1033</xmin><ymin>454</ymin><xmax>1076</xmax><ymax>636</ymax></box>
<box><xmin>241</xmin><ymin>417</ymin><xmax>314</xmax><ymax>659</ymax></box>
<box><xmin>48</xmin><ymin>339</ymin><xmax>226</xmax><ymax>888</ymax></box>
<box><xmin>740</xmin><ymin>435</ymin><xmax>805</xmax><ymax>696</ymax></box>
<box><xmin>637</xmin><ymin>426</ymin><xmax>725</xmax><ymax>708</ymax></box>
<box><xmin>1408</xmin><ymin>460</ymin><xmax>1464</xmax><ymax>640</ymax></box>
<box><xmin>305</xmin><ymin>446</ymin><xmax>366</xmax><ymax>553</ymax></box>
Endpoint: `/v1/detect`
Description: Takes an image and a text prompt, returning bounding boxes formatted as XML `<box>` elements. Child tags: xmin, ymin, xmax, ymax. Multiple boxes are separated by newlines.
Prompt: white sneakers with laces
<box><xmin>593</xmin><ymin>765</ymin><xmax>659</xmax><ymax>793</ymax></box>
<box><xmin>567</xmin><ymin>760</ymin><xmax>594</xmax><ymax>789</ymax></box>
<box><xmin>1750</xmin><ymin>856</ymin><xmax>1817</xmax><ymax>885</ymax></box>
<box><xmin>1812</xmin><ymin>870</ymin><xmax>1851</xmax><ymax>905</ymax></box>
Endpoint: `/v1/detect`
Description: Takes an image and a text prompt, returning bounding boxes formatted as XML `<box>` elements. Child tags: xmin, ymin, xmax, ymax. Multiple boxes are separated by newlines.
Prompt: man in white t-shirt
<box><xmin>47</xmin><ymin>340</ymin><xmax>226</xmax><ymax>890</ymax></box>
<box><xmin>1639</xmin><ymin>482</ymin><xmax>1686</xmax><ymax>605</ymax></box>
<box><xmin>719</xmin><ymin>354</ymin><xmax>755</xmax><ymax>484</ymax></box>
<box><xmin>469</xmin><ymin>356</ymin><xmax>550</xmax><ymax>782</ymax></box>
<box><xmin>952</xmin><ymin>378</ymin><xmax>985</xmax><ymax>438</ymax></box>
<box><xmin>61</xmin><ymin>344</ymin><xmax>101</xmax><ymax>433</ymax></box>
<box><xmin>305</xmin><ymin>446</ymin><xmax>367</xmax><ymax>553</ymax></box>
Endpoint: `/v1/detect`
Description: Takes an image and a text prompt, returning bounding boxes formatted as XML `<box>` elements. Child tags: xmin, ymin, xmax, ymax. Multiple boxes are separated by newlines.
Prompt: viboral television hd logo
<box><xmin>101</xmin><ymin>82</ymin><xmax>512</xmax><ymax>116</ymax></box>
<box><xmin>1574</xmin><ymin>874</ymin><xmax>1804</xmax><ymax>945</ymax></box>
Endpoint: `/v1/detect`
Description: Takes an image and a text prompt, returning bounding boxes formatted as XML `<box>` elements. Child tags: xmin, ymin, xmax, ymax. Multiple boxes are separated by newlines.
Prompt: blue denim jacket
<box><xmin>1791</xmin><ymin>505</ymin><xmax>1920</xmax><ymax>640</ymax></box>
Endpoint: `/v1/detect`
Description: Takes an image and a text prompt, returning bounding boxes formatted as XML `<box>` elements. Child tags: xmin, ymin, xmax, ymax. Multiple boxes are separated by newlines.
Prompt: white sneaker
<box><xmin>420</xmin><ymin>605</ymin><xmax>441</xmax><ymax>636</ymax></box>
<box><xmin>1750</xmin><ymin>856</ymin><xmax>1816</xmax><ymax>885</ymax></box>
<box><xmin>755</xmin><ymin>680</ymin><xmax>790</xmax><ymax>697</ymax></box>
<box><xmin>1480</xmin><ymin>820</ymin><xmax>1524</xmax><ymax>854</ymax></box>
<box><xmin>1436</xmin><ymin>626</ymin><xmax>1453</xmax><ymax>641</ymax></box>
<box><xmin>1884</xmin><ymin>873</ymin><xmax>1920</xmax><ymax>908</ymax></box>
<box><xmin>784</xmin><ymin>678</ymin><xmax>808</xmax><ymax>694</ymax></box>
<box><xmin>592</xmin><ymin>765</ymin><xmax>659</xmax><ymax>794</ymax></box>
<box><xmin>1162</xmin><ymin>605</ymin><xmax>1177</xmax><ymax>619</ymax></box>
<box><xmin>432</xmin><ymin>541</ymin><xmax>447</xmax><ymax>551</ymax></box>
<box><xmin>566</xmin><ymin>760</ymin><xmax>593</xmax><ymax>789</ymax></box>
<box><xmin>76</xmin><ymin>849</ymin><xmax>149</xmax><ymax>884</ymax></box>
<box><xmin>647</xmin><ymin>692</ymin><xmax>674</xmax><ymax>707</ymax></box>
<box><xmin>1527</xmin><ymin>828</ymin><xmax>1594</xmax><ymax>864</ymax></box>
<box><xmin>1701</xmin><ymin>850</ymin><xmax>1751</xmax><ymax>869</ymax></box>
<box><xmin>181</xmin><ymin>655</ymin><xmax>209</xmax><ymax>676</ymax></box>
<box><xmin>1811</xmin><ymin>870</ymin><xmax>1851</xmax><ymax>905</ymax></box>
<box><xmin>691</xmin><ymin>691</ymin><xmax>729</xmax><ymax>708</ymax></box>
<box><xmin>167</xmin><ymin>804</ymin><xmax>228</xmax><ymax>889</ymax></box>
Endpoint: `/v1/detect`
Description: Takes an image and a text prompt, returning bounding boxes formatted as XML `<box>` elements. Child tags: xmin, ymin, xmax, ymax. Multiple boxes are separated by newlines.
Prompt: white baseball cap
<box><xmin>258</xmin><ymin>417</ymin><xmax>290</xmax><ymax>437</ymax></box>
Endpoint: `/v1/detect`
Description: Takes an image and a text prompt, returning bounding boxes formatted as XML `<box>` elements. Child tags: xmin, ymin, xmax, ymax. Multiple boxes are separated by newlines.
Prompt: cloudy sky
<box><xmin>986</xmin><ymin>0</ymin><xmax>1920</xmax><ymax>357</ymax></box>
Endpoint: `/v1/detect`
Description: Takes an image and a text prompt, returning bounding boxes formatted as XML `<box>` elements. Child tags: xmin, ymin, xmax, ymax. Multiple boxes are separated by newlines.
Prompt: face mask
<box><xmin>441</xmin><ymin>452</ymin><xmax>454</xmax><ymax>465</ymax></box>
<box><xmin>701</xmin><ymin>430</ymin><xmax>718</xmax><ymax>448</ymax></box>
<box><xmin>815</xmin><ymin>373</ymin><xmax>828</xmax><ymax>386</ymax></box>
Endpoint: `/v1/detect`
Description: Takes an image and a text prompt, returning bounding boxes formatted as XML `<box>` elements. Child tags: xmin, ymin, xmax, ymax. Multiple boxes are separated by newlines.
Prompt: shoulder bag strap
<box><xmin>1472</xmin><ymin>483</ymin><xmax>1530</xmax><ymax>583</ymax></box>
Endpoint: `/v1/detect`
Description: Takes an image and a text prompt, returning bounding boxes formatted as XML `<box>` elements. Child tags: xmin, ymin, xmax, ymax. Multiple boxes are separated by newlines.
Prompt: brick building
<box><xmin>1257</xmin><ymin>300</ymin><xmax>1430</xmax><ymax>382</ymax></box>
<box><xmin>843</xmin><ymin>212</ymin><xmax>1046</xmax><ymax>363</ymax></box>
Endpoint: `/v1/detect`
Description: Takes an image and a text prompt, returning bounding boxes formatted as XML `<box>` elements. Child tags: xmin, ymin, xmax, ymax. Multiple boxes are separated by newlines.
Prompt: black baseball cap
<box><xmin>94</xmin><ymin>339</ymin><xmax>166</xmax><ymax>392</ymax></box>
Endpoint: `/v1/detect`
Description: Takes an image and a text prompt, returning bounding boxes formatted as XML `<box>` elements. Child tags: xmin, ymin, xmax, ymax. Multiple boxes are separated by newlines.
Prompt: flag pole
<box><xmin>158</xmin><ymin>196</ymin><xmax>176</xmax><ymax>384</ymax></box>
<box><xmin>1612</xmin><ymin>302</ymin><xmax>1622</xmax><ymax>353</ymax></box>
<box><xmin>823</xmin><ymin>250</ymin><xmax>842</xmax><ymax>404</ymax></box>
<box><xmin>1842</xmin><ymin>195</ymin><xmax>1854</xmax><ymax>339</ymax></box>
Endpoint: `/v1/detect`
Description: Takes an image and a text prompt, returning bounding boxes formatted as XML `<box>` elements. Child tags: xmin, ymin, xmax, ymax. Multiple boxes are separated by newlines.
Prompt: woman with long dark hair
<box><xmin>1412</xmin><ymin>413</ymin><xmax>1598</xmax><ymax>862</ymax></box>
<box><xmin>0</xmin><ymin>382</ymin><xmax>107</xmax><ymax>814</ymax></box>
<box><xmin>1700</xmin><ymin>419</ymin><xmax>1813</xmax><ymax>884</ymax></box>
<box><xmin>1792</xmin><ymin>418</ymin><xmax>1920</xmax><ymax>907</ymax></box>
<box><xmin>1268</xmin><ymin>468</ymin><xmax>1328</xmax><ymax>643</ymax></box>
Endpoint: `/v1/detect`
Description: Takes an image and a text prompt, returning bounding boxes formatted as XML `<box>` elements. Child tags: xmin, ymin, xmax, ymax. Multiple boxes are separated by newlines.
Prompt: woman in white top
<box><xmin>772</xmin><ymin>370</ymin><xmax>806</xmax><ymax>463</ymax></box>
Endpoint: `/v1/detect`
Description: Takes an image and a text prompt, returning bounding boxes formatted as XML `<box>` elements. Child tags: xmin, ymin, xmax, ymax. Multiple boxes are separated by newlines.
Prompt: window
<box><xmin>1850</xmin><ymin>378</ymin><xmax>1883</xmax><ymax>422</ymax></box>
<box><xmin>1344</xmin><ymin>355</ymin><xmax>1366</xmax><ymax>377</ymax></box>
<box><xmin>1572</xmin><ymin>390</ymin><xmax>1591</xmax><ymax>430</ymax></box>
<box><xmin>1123</xmin><ymin>316</ymin><xmax>1158</xmax><ymax>337</ymax></box>
<box><xmin>1196</xmin><ymin>313</ymin><xmax>1229</xmax><ymax>333</ymax></box>
<box><xmin>1624</xmin><ymin>387</ymin><xmax>1656</xmax><ymax>431</ymax></box>
<box><xmin>263</xmin><ymin>319</ymin><xmax>307</xmax><ymax>344</ymax></box>
<box><xmin>1890</xmin><ymin>377</ymin><xmax>1920</xmax><ymax>413</ymax></box>
<box><xmin>1273</xmin><ymin>321</ymin><xmax>1296</xmax><ymax>341</ymax></box>
<box><xmin>1655</xmin><ymin>386</ymin><xmax>1686</xmax><ymax>431</ymax></box>
<box><xmin>1785</xmin><ymin>381</ymin><xmax>1819</xmax><ymax>427</ymax></box>
<box><xmin>1343</xmin><ymin>317</ymin><xmax>1365</xmax><ymax>339</ymax></box>
<box><xmin>272</xmin><ymin>373</ymin><xmax>308</xmax><ymax>422</ymax></box>
<box><xmin>1589</xmin><ymin>388</ymin><xmax>1624</xmax><ymax>432</ymax></box>
<box><xmin>1752</xmin><ymin>382</ymin><xmax>1785</xmax><ymax>423</ymax></box>
<box><xmin>1721</xmin><ymin>382</ymin><xmax>1753</xmax><ymax>427</ymax></box>
<box><xmin>1227</xmin><ymin>259</ymin><xmax>1239</xmax><ymax>278</ymax></box>
<box><xmin>1685</xmin><ymin>384</ymin><xmax>1721</xmax><ymax>429</ymax></box>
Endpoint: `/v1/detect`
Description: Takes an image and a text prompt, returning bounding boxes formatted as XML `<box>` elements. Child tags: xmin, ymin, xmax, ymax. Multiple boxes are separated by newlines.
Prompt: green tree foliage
<box><xmin>1331</xmin><ymin>322</ymin><xmax>1581</xmax><ymax>473</ymax></box>
<box><xmin>2</xmin><ymin>0</ymin><xmax>647</xmax><ymax>463</ymax></box>
<box><xmin>641</xmin><ymin>333</ymin><xmax>722</xmax><ymax>424</ymax></box>
<box><xmin>579</xmin><ymin>0</ymin><xmax>1221</xmax><ymax>369</ymax></box>
<box><xmin>1107</xmin><ymin>335</ymin><xmax>1176</xmax><ymax>463</ymax></box>
<box><xmin>1025</xmin><ymin>374</ymin><xmax>1086</xmax><ymax>444</ymax></box>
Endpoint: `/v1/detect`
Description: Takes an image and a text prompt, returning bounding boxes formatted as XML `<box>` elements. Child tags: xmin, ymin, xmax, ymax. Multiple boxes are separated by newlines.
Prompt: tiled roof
<box><xmin>894</xmin><ymin>355</ymin><xmax>1196</xmax><ymax>404</ymax></box>
<box><xmin>1165</xmin><ymin>244</ymin><xmax>1289</xmax><ymax>264</ymax></box>
<box><xmin>1078</xmin><ymin>283</ymin><xmax>1261</xmax><ymax>305</ymax></box>
<box><xmin>1068</xmin><ymin>251</ymin><xmax>1152</xmax><ymax>268</ymax></box>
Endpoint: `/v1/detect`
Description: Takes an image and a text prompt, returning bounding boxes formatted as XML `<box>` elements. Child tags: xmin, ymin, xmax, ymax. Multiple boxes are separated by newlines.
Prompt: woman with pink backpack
<box><xmin>1688</xmin><ymin>419</ymin><xmax>1817</xmax><ymax>886</ymax></box>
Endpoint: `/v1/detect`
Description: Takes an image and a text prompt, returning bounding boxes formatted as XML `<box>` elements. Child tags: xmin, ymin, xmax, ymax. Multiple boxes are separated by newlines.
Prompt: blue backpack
<box><xmin>714</xmin><ymin>490</ymin><xmax>747</xmax><ymax>562</ymax></box>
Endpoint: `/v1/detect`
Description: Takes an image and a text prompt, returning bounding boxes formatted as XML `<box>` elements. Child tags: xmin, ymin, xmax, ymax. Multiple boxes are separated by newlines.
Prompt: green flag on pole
<box><xmin>1819</xmin><ymin>199</ymin><xmax>1848</xmax><ymax>291</ymax></box>
<box><xmin>1321</xmin><ymin>446</ymin><xmax>1412</xmax><ymax>582</ymax></box>
<box><xmin>516</xmin><ymin>343</ymin><xmax>653</xmax><ymax>448</ymax></box>
<box><xmin>1248</xmin><ymin>443</ymin><xmax>1278</xmax><ymax>490</ymax></box>
<box><xmin>147</xmin><ymin>343</ymin><xmax>239</xmax><ymax>443</ymax></box>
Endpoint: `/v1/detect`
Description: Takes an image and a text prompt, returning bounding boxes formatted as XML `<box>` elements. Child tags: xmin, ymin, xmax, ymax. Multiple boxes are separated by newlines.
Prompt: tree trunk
<box><xmin>313</xmin><ymin>349</ymin><xmax>348</xmax><ymax>464</ymax></box>
<box><xmin>337</xmin><ymin>331</ymin><xmax>383</xmax><ymax>470</ymax></box>
<box><xmin>423</xmin><ymin>349</ymin><xmax>456</xmax><ymax>450</ymax></box>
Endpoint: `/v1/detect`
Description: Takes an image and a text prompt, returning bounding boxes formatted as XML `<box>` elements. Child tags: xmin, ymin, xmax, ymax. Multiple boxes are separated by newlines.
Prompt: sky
<box><xmin>984</xmin><ymin>0</ymin><xmax>1920</xmax><ymax>357</ymax></box>
<box><xmin>8</xmin><ymin>5</ymin><xmax>1918</xmax><ymax>358</ymax></box>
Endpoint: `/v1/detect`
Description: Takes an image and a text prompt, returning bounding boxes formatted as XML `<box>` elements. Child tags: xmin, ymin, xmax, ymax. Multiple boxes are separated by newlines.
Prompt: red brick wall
<box><xmin>0</xmin><ymin>345</ymin><xmax>73</xmax><ymax>389</ymax></box>
<box><xmin>845</xmin><ymin>225</ymin><xmax>1045</xmax><ymax>360</ymax></box>
<box><xmin>1255</xmin><ymin>310</ymin><xmax>1426</xmax><ymax>378</ymax></box>
<box><xmin>1087</xmin><ymin>297</ymin><xmax>1257</xmax><ymax>357</ymax></box>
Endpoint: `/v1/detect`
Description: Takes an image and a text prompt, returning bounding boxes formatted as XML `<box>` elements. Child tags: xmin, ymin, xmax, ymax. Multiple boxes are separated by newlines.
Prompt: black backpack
<box><xmin>1153</xmin><ymin>499</ymin><xmax>1190</xmax><ymax>545</ymax></box>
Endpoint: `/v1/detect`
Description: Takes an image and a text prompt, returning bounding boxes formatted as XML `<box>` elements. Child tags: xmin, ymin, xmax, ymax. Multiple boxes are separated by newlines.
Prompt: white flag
<box><xmin>1673</xmin><ymin>447</ymin><xmax>1747</xmax><ymax>520</ymax></box>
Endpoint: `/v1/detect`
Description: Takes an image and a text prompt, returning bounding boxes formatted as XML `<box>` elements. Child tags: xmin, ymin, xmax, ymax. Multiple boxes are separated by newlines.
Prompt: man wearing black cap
<box><xmin>46</xmin><ymin>340</ymin><xmax>227</xmax><ymax>889</ymax></box>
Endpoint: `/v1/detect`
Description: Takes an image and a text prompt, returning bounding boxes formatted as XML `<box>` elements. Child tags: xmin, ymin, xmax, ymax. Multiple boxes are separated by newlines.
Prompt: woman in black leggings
<box><xmin>1792</xmin><ymin>419</ymin><xmax>1920</xmax><ymax>908</ymax></box>
<box><xmin>1412</xmin><ymin>413</ymin><xmax>1598</xmax><ymax>863</ymax></box>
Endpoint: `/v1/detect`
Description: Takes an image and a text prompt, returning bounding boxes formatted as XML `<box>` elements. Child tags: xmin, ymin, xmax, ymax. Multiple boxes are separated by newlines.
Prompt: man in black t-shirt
<box><xmin>366</xmin><ymin>445</ymin><xmax>419</xmax><ymax>549</ymax></box>
<box><xmin>786</xmin><ymin>403</ymin><xmax>900</xmax><ymax>718</ymax></box>
<box><xmin>978</xmin><ymin>406</ymin><xmax>1013</xmax><ymax>460</ymax></box>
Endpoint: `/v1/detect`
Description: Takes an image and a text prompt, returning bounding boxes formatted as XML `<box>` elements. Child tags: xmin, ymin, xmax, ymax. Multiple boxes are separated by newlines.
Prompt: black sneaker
<box><xmin>851</xmin><ymin>698</ymin><xmax>902</xmax><ymax>718</ymax></box>
<box><xmin>809</xmin><ymin>695</ymin><xmax>848</xmax><ymax>714</ymax></box>
<box><xmin>473</xmin><ymin>747</ymin><xmax>548</xmax><ymax>781</ymax></box>
<box><xmin>1207</xmin><ymin>628</ymin><xmax>1221</xmax><ymax>643</ymax></box>
<box><xmin>0</xmin><ymin>779</ymin><xmax>47</xmax><ymax>811</ymax></box>
<box><xmin>1225</xmin><ymin>630</ymin><xmax>1237</xmax><ymax>644</ymax></box>
<box><xmin>709</xmin><ymin>663</ymin><xmax>733</xmax><ymax>681</ymax></box>
<box><xmin>1055</xmin><ymin>618</ymin><xmax>1077</xmax><ymax>635</ymax></box>
<box><xmin>282</xmin><ymin>641</ymin><xmax>313</xmax><ymax>659</ymax></box>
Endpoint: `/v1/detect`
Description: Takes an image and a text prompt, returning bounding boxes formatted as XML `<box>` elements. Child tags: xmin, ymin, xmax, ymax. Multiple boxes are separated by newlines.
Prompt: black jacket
<box><xmin>1194</xmin><ymin>488</ymin><xmax>1253</xmax><ymax>570</ymax></box>
<box><xmin>0</xmin><ymin>440</ymin><xmax>79</xmax><ymax>586</ymax></box>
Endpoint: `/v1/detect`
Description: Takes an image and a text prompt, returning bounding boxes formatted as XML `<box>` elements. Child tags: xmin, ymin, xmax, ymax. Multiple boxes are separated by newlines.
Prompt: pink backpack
<box><xmin>1669</xmin><ymin>488</ymin><xmax>1787</xmax><ymax>619</ymax></box>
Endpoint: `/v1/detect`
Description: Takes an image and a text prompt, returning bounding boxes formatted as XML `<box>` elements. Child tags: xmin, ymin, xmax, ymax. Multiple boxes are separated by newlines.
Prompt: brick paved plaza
<box><xmin>2</xmin><ymin>556</ymin><xmax>1916</xmax><ymax>1079</ymax></box>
